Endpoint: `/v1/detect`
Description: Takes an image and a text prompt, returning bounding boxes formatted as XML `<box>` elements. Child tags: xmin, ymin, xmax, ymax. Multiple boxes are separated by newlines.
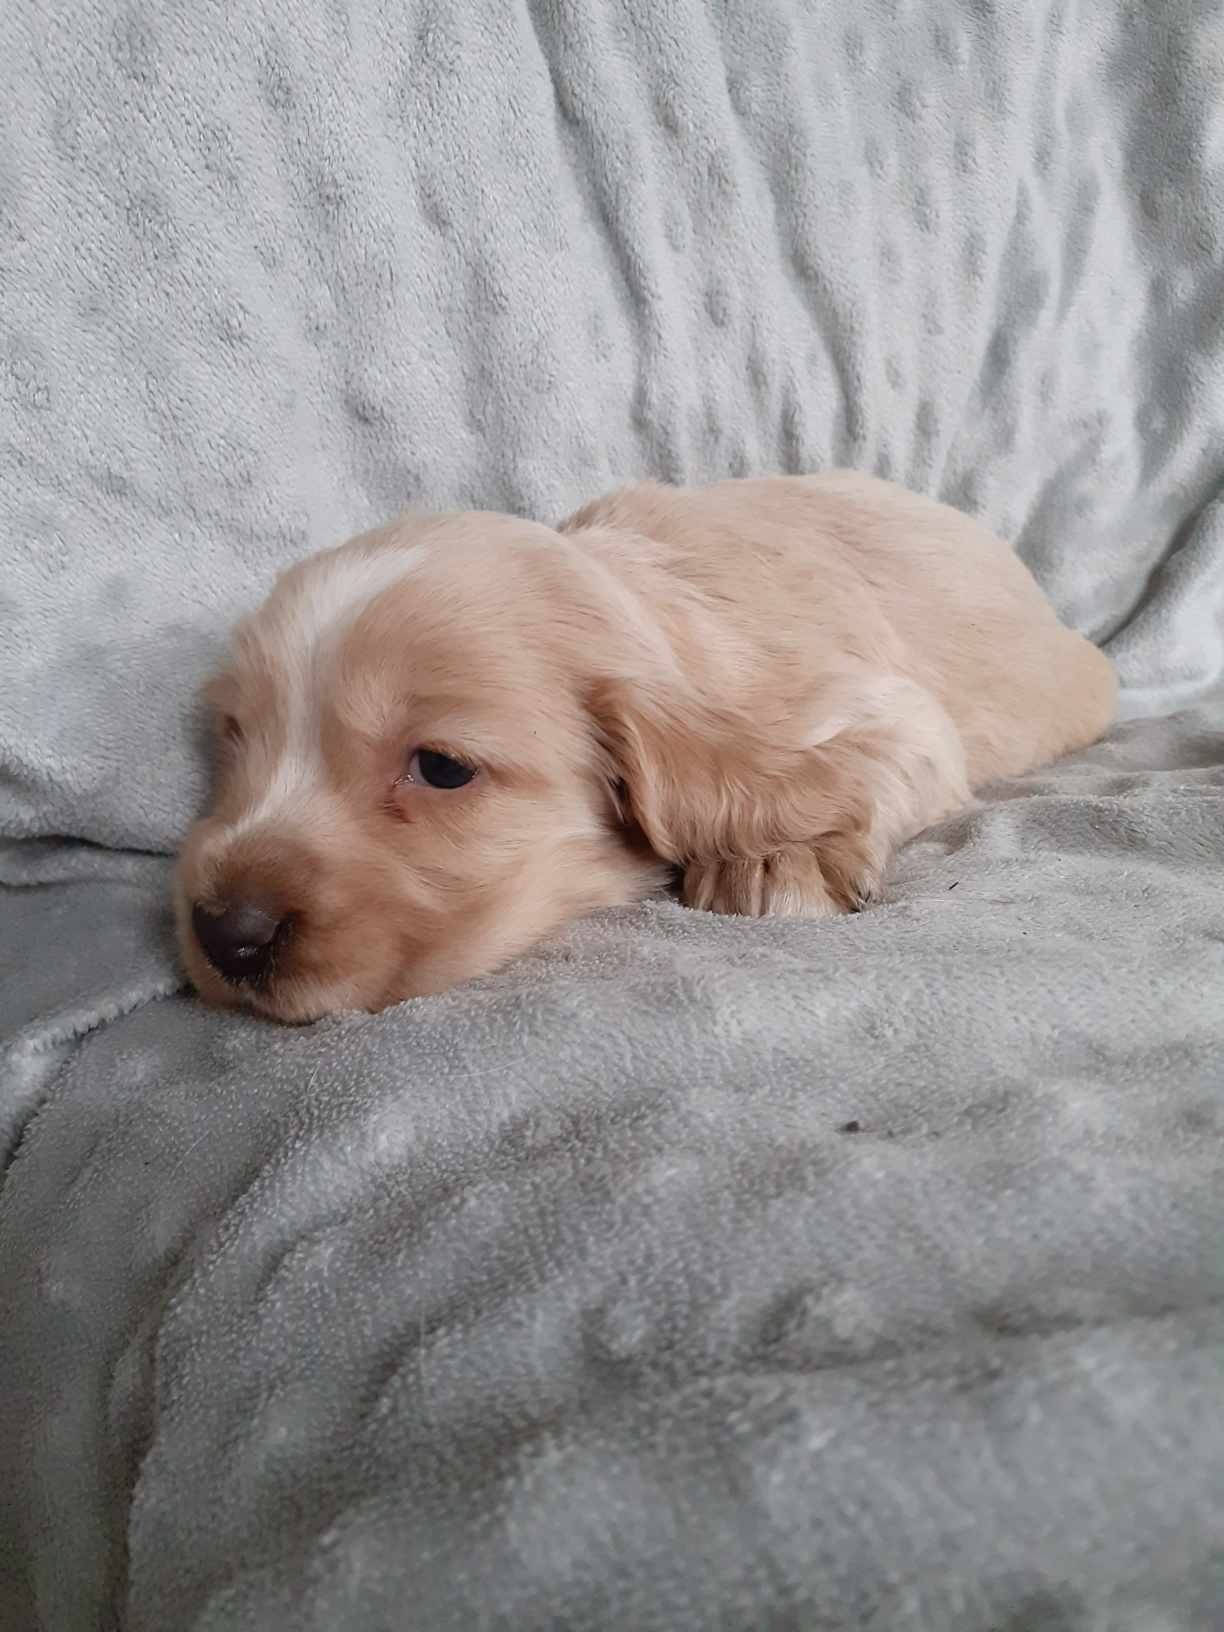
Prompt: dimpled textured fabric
<box><xmin>2</xmin><ymin>2</ymin><xmax>1224</xmax><ymax>1629</ymax></box>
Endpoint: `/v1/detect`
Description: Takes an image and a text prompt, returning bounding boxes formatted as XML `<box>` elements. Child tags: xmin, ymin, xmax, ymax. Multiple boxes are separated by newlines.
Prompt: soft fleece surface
<box><xmin>2</xmin><ymin>1</ymin><xmax>1224</xmax><ymax>1628</ymax></box>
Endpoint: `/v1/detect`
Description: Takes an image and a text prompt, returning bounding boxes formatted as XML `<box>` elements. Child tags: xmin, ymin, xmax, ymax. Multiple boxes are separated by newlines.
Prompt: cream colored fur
<box><xmin>176</xmin><ymin>472</ymin><xmax>1117</xmax><ymax>1019</ymax></box>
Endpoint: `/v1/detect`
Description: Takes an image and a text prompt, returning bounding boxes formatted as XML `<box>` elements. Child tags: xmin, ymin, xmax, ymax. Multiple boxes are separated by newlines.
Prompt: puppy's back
<box><xmin>784</xmin><ymin>471</ymin><xmax>1116</xmax><ymax>782</ymax></box>
<box><xmin>563</xmin><ymin>471</ymin><xmax>1117</xmax><ymax>786</ymax></box>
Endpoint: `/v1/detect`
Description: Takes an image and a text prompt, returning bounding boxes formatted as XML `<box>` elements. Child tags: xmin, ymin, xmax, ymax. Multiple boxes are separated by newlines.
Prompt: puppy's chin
<box><xmin>241</xmin><ymin>979</ymin><xmax>374</xmax><ymax>1025</ymax></box>
<box><xmin>179</xmin><ymin>949</ymin><xmax>389</xmax><ymax>1025</ymax></box>
<box><xmin>241</xmin><ymin>952</ymin><xmax>487</xmax><ymax>1021</ymax></box>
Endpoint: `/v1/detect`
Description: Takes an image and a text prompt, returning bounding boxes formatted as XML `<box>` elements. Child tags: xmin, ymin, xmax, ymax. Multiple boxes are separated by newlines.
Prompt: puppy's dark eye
<box><xmin>409</xmin><ymin>748</ymin><xmax>477</xmax><ymax>789</ymax></box>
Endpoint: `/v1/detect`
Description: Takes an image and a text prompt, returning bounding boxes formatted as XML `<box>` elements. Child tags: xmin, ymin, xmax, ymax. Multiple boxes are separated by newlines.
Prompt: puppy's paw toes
<box><xmin>682</xmin><ymin>847</ymin><xmax>844</xmax><ymax>919</ymax></box>
<box><xmin>849</xmin><ymin>875</ymin><xmax>883</xmax><ymax>913</ymax></box>
<box><xmin>813</xmin><ymin>836</ymin><xmax>885</xmax><ymax>915</ymax></box>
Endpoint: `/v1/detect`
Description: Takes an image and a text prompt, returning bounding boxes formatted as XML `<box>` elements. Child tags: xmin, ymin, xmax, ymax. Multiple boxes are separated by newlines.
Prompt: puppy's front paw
<box><xmin>683</xmin><ymin>845</ymin><xmax>849</xmax><ymax>919</ymax></box>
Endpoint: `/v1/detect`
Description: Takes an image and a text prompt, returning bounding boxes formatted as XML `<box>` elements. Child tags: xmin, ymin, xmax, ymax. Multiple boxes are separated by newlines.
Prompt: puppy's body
<box><xmin>567</xmin><ymin>474</ymin><xmax>1111</xmax><ymax>786</ymax></box>
<box><xmin>562</xmin><ymin>474</ymin><xmax>1115</xmax><ymax>913</ymax></box>
<box><xmin>177</xmin><ymin>473</ymin><xmax>1116</xmax><ymax>1019</ymax></box>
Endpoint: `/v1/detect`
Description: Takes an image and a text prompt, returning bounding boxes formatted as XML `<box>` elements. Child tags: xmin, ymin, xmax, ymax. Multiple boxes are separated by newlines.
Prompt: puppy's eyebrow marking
<box><xmin>232</xmin><ymin>543</ymin><xmax>425</xmax><ymax>834</ymax></box>
<box><xmin>278</xmin><ymin>543</ymin><xmax>427</xmax><ymax>666</ymax></box>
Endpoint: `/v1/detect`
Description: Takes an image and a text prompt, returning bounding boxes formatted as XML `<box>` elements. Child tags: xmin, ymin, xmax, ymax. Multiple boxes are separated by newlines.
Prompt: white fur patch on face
<box><xmin>276</xmin><ymin>545</ymin><xmax>427</xmax><ymax>674</ymax></box>
<box><xmin>231</xmin><ymin>544</ymin><xmax>426</xmax><ymax>835</ymax></box>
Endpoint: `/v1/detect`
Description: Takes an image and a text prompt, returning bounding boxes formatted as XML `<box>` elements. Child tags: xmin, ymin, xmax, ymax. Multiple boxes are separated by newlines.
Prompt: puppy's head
<box><xmin>175</xmin><ymin>512</ymin><xmax>664</xmax><ymax>1020</ymax></box>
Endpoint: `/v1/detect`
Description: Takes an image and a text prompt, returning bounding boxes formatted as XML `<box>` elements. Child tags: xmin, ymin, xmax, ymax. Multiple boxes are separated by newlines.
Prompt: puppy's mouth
<box><xmin>243</xmin><ymin>991</ymin><xmax>324</xmax><ymax>1026</ymax></box>
<box><xmin>228</xmin><ymin>974</ymin><xmax>355</xmax><ymax>1027</ymax></box>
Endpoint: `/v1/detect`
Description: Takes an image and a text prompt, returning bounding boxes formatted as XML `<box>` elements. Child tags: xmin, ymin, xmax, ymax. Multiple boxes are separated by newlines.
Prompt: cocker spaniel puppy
<box><xmin>176</xmin><ymin>473</ymin><xmax>1116</xmax><ymax>1020</ymax></box>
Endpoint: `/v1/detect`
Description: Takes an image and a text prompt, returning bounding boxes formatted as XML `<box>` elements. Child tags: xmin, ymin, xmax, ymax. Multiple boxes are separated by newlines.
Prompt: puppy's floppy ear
<box><xmin>589</xmin><ymin>675</ymin><xmax>811</xmax><ymax>863</ymax></box>
<box><xmin>589</xmin><ymin>667</ymin><xmax>970</xmax><ymax>907</ymax></box>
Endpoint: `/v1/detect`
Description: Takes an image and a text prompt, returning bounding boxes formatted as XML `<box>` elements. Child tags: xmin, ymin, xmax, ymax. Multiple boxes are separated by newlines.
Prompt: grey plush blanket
<box><xmin>3</xmin><ymin>1</ymin><xmax>1224</xmax><ymax>1628</ymax></box>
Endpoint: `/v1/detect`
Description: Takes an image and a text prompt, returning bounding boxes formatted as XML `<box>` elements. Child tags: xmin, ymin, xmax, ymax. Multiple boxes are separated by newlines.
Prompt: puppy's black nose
<box><xmin>192</xmin><ymin>901</ymin><xmax>284</xmax><ymax>983</ymax></box>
